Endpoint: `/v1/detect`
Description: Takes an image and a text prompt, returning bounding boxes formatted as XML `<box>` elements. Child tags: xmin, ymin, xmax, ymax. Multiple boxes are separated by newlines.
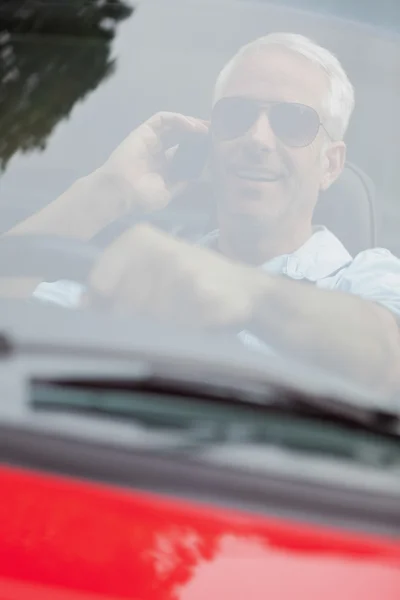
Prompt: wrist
<box><xmin>246</xmin><ymin>269</ymin><xmax>280</xmax><ymax>335</ymax></box>
<box><xmin>83</xmin><ymin>168</ymin><xmax>137</xmax><ymax>225</ymax></box>
<box><xmin>60</xmin><ymin>168</ymin><xmax>144</xmax><ymax>241</ymax></box>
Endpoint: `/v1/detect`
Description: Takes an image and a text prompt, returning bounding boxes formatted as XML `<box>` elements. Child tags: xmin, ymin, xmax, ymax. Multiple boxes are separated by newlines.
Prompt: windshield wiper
<box><xmin>30</xmin><ymin>373</ymin><xmax>400</xmax><ymax>441</ymax></box>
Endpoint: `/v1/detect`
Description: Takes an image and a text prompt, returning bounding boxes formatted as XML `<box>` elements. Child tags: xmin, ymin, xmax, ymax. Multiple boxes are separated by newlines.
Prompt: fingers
<box><xmin>89</xmin><ymin>224</ymin><xmax>167</xmax><ymax>300</ymax></box>
<box><xmin>165</xmin><ymin>144</ymin><xmax>179</xmax><ymax>162</ymax></box>
<box><xmin>148</xmin><ymin>112</ymin><xmax>209</xmax><ymax>135</ymax></box>
<box><xmin>133</xmin><ymin>172</ymin><xmax>173</xmax><ymax>211</ymax></box>
<box><xmin>88</xmin><ymin>222</ymin><xmax>255</xmax><ymax>331</ymax></box>
<box><xmin>145</xmin><ymin>112</ymin><xmax>209</xmax><ymax>149</ymax></box>
<box><xmin>107</xmin><ymin>112</ymin><xmax>209</xmax><ymax>164</ymax></box>
<box><xmin>89</xmin><ymin>223</ymin><xmax>182</xmax><ymax>315</ymax></box>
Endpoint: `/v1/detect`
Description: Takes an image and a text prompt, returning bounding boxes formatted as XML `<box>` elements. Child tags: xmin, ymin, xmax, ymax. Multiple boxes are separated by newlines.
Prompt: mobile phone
<box><xmin>168</xmin><ymin>131</ymin><xmax>210</xmax><ymax>183</ymax></box>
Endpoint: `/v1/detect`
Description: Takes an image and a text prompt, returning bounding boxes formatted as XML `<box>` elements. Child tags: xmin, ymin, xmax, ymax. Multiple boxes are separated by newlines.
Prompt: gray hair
<box><xmin>213</xmin><ymin>33</ymin><xmax>355</xmax><ymax>141</ymax></box>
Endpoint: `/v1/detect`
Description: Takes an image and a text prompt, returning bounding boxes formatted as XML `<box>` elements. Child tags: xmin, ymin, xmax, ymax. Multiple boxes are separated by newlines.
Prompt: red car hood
<box><xmin>0</xmin><ymin>465</ymin><xmax>399</xmax><ymax>600</ymax></box>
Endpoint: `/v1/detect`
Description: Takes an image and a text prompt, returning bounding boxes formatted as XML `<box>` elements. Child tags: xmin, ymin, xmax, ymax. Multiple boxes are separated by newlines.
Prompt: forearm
<box><xmin>5</xmin><ymin>169</ymin><xmax>134</xmax><ymax>241</ymax></box>
<box><xmin>250</xmin><ymin>274</ymin><xmax>400</xmax><ymax>394</ymax></box>
<box><xmin>0</xmin><ymin>169</ymin><xmax>136</xmax><ymax>297</ymax></box>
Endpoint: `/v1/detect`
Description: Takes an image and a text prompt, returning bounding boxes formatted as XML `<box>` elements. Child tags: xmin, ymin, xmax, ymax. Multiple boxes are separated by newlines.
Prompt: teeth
<box><xmin>236</xmin><ymin>170</ymin><xmax>279</xmax><ymax>182</ymax></box>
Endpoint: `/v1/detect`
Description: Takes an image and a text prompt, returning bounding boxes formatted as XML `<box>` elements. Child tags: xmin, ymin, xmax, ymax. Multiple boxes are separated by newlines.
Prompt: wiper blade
<box><xmin>30</xmin><ymin>373</ymin><xmax>400</xmax><ymax>440</ymax></box>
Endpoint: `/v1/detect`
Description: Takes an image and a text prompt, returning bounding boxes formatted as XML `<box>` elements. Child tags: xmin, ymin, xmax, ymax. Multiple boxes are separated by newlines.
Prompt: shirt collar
<box><xmin>200</xmin><ymin>226</ymin><xmax>352</xmax><ymax>282</ymax></box>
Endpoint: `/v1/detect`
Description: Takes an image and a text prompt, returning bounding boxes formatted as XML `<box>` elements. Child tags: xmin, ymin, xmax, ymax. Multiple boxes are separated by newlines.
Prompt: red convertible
<box><xmin>0</xmin><ymin>0</ymin><xmax>400</xmax><ymax>598</ymax></box>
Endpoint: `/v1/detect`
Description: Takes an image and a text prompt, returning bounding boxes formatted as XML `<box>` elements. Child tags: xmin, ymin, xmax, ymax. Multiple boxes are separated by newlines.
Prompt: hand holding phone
<box><xmin>101</xmin><ymin>112</ymin><xmax>209</xmax><ymax>214</ymax></box>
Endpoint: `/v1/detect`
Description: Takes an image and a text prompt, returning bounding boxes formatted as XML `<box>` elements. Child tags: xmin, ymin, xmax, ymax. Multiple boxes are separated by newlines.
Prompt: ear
<box><xmin>320</xmin><ymin>141</ymin><xmax>346</xmax><ymax>191</ymax></box>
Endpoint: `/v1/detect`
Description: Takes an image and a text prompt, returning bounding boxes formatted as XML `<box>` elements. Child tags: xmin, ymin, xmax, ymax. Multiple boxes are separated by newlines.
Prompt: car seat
<box><xmin>313</xmin><ymin>162</ymin><xmax>376</xmax><ymax>255</ymax></box>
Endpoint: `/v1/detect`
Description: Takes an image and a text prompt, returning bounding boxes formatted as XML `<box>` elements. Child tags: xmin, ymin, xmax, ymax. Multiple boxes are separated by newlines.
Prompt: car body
<box><xmin>1</xmin><ymin>465</ymin><xmax>400</xmax><ymax>600</ymax></box>
<box><xmin>0</xmin><ymin>301</ymin><xmax>399</xmax><ymax>599</ymax></box>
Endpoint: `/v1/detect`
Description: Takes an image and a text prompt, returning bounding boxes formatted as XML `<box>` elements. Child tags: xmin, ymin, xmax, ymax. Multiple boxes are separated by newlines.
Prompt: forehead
<box><xmin>218</xmin><ymin>46</ymin><xmax>329</xmax><ymax>113</ymax></box>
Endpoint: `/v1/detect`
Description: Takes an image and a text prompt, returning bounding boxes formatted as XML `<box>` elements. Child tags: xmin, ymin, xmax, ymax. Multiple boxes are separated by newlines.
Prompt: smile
<box><xmin>235</xmin><ymin>169</ymin><xmax>282</xmax><ymax>182</ymax></box>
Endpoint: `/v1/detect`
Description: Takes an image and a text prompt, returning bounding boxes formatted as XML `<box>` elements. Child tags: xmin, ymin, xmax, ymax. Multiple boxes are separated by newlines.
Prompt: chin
<box><xmin>223</xmin><ymin>206</ymin><xmax>284</xmax><ymax>237</ymax></box>
<box><xmin>226</xmin><ymin>191</ymin><xmax>285</xmax><ymax>220</ymax></box>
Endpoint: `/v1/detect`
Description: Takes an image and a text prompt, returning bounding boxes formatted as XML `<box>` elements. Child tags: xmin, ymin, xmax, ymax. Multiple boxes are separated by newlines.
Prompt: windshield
<box><xmin>0</xmin><ymin>1</ymin><xmax>399</xmax><ymax>423</ymax></box>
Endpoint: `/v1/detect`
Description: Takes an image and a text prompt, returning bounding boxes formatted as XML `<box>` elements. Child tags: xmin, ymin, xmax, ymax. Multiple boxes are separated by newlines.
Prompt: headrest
<box><xmin>313</xmin><ymin>162</ymin><xmax>376</xmax><ymax>256</ymax></box>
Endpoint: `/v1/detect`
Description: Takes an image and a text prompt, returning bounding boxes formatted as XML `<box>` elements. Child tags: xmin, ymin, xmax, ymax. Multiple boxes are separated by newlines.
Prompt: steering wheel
<box><xmin>0</xmin><ymin>179</ymin><xmax>217</xmax><ymax>282</ymax></box>
<box><xmin>0</xmin><ymin>216</ymin><xmax>247</xmax><ymax>351</ymax></box>
<box><xmin>0</xmin><ymin>200</ymin><xmax>213</xmax><ymax>283</ymax></box>
<box><xmin>0</xmin><ymin>234</ymin><xmax>102</xmax><ymax>283</ymax></box>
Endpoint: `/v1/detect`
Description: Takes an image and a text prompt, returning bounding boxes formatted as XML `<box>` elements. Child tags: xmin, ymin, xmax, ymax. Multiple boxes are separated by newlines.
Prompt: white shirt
<box><xmin>33</xmin><ymin>227</ymin><xmax>400</xmax><ymax>335</ymax></box>
<box><xmin>197</xmin><ymin>226</ymin><xmax>400</xmax><ymax>351</ymax></box>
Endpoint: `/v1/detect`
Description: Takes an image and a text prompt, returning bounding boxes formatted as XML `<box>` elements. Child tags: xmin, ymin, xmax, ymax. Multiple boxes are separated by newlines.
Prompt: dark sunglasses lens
<box><xmin>270</xmin><ymin>103</ymin><xmax>320</xmax><ymax>147</ymax></box>
<box><xmin>211</xmin><ymin>97</ymin><xmax>258</xmax><ymax>140</ymax></box>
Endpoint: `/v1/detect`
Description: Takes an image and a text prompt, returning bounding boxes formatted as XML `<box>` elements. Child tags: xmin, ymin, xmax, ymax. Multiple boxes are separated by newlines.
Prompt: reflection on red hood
<box><xmin>0</xmin><ymin>465</ymin><xmax>399</xmax><ymax>600</ymax></box>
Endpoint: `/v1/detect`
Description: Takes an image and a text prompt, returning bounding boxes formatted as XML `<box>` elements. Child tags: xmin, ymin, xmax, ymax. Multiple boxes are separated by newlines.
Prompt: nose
<box><xmin>248</xmin><ymin>111</ymin><xmax>277</xmax><ymax>150</ymax></box>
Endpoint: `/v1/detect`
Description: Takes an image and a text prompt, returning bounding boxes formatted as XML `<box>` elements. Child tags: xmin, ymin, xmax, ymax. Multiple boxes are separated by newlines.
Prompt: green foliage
<box><xmin>0</xmin><ymin>0</ymin><xmax>132</xmax><ymax>168</ymax></box>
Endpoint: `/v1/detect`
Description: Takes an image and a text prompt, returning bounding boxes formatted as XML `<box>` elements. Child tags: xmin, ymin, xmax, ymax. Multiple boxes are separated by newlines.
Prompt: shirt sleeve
<box><xmin>32</xmin><ymin>280</ymin><xmax>86</xmax><ymax>309</ymax></box>
<box><xmin>334</xmin><ymin>248</ymin><xmax>400</xmax><ymax>323</ymax></box>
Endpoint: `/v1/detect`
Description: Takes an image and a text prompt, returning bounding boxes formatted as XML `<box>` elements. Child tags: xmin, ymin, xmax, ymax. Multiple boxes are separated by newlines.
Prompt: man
<box><xmin>9</xmin><ymin>33</ymin><xmax>400</xmax><ymax>393</ymax></box>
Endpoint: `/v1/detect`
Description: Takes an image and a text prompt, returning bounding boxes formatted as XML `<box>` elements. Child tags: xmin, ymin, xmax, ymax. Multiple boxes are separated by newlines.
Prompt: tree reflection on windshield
<box><xmin>0</xmin><ymin>0</ymin><xmax>132</xmax><ymax>169</ymax></box>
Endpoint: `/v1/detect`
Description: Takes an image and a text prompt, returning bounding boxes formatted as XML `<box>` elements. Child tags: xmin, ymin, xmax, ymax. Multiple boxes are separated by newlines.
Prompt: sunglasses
<box><xmin>211</xmin><ymin>97</ymin><xmax>331</xmax><ymax>148</ymax></box>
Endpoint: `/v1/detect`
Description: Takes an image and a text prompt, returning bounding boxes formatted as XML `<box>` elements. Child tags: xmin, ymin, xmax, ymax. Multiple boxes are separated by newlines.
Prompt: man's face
<box><xmin>211</xmin><ymin>47</ymin><xmax>344</xmax><ymax>232</ymax></box>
